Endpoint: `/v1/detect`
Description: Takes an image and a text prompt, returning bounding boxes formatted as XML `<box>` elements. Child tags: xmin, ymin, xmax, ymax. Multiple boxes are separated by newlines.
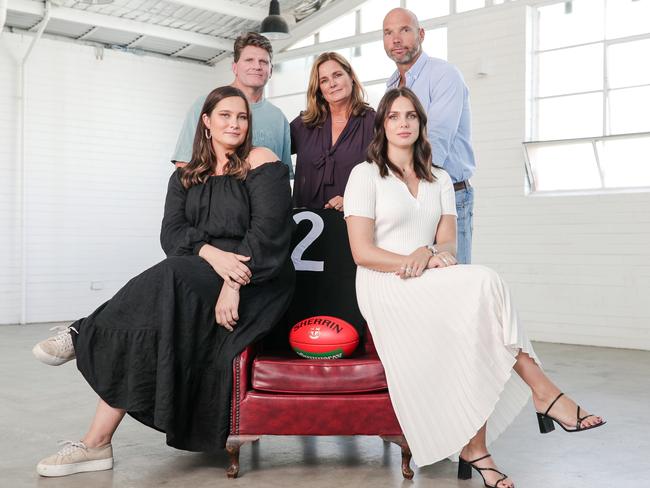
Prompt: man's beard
<box><xmin>390</xmin><ymin>44</ymin><xmax>421</xmax><ymax>65</ymax></box>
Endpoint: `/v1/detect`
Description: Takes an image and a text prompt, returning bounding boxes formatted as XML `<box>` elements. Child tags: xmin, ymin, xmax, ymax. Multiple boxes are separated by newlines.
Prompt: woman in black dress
<box><xmin>32</xmin><ymin>86</ymin><xmax>295</xmax><ymax>477</ymax></box>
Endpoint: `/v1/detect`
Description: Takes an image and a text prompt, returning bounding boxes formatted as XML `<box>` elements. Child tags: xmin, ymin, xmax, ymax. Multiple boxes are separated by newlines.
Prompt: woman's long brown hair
<box><xmin>366</xmin><ymin>87</ymin><xmax>436</xmax><ymax>182</ymax></box>
<box><xmin>301</xmin><ymin>52</ymin><xmax>371</xmax><ymax>128</ymax></box>
<box><xmin>180</xmin><ymin>86</ymin><xmax>253</xmax><ymax>189</ymax></box>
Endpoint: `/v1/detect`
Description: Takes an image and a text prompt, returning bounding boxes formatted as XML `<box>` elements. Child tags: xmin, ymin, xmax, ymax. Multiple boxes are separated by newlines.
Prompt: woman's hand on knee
<box><xmin>427</xmin><ymin>251</ymin><xmax>457</xmax><ymax>269</ymax></box>
<box><xmin>396</xmin><ymin>246</ymin><xmax>431</xmax><ymax>279</ymax></box>
<box><xmin>215</xmin><ymin>286</ymin><xmax>240</xmax><ymax>332</ymax></box>
<box><xmin>199</xmin><ymin>245</ymin><xmax>252</xmax><ymax>288</ymax></box>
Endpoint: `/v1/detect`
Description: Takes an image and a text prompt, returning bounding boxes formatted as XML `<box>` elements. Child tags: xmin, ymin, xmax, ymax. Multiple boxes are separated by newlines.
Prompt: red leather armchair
<box><xmin>225</xmin><ymin>326</ymin><xmax>413</xmax><ymax>479</ymax></box>
<box><xmin>224</xmin><ymin>209</ymin><xmax>413</xmax><ymax>479</ymax></box>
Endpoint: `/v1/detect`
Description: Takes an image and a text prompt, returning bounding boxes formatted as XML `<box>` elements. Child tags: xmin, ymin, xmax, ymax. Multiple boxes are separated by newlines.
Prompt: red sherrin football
<box><xmin>289</xmin><ymin>315</ymin><xmax>359</xmax><ymax>359</ymax></box>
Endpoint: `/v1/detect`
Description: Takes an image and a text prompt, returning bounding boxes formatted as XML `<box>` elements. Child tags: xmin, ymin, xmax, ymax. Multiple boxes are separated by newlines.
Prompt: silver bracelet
<box><xmin>426</xmin><ymin>244</ymin><xmax>439</xmax><ymax>256</ymax></box>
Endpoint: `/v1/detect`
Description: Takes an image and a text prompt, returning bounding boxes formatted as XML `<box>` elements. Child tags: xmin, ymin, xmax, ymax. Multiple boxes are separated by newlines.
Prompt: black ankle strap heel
<box><xmin>536</xmin><ymin>392</ymin><xmax>606</xmax><ymax>434</ymax></box>
<box><xmin>537</xmin><ymin>411</ymin><xmax>556</xmax><ymax>433</ymax></box>
<box><xmin>457</xmin><ymin>453</ymin><xmax>509</xmax><ymax>488</ymax></box>
<box><xmin>458</xmin><ymin>457</ymin><xmax>473</xmax><ymax>480</ymax></box>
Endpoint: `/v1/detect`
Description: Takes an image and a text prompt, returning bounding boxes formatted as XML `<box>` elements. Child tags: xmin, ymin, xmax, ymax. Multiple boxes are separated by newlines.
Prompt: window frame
<box><xmin>523</xmin><ymin>131</ymin><xmax>650</xmax><ymax>196</ymax></box>
<box><xmin>526</xmin><ymin>0</ymin><xmax>650</xmax><ymax>195</ymax></box>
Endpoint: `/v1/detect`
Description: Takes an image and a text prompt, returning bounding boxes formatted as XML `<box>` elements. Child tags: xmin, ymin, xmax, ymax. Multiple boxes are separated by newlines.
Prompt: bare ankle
<box><xmin>532</xmin><ymin>385</ymin><xmax>562</xmax><ymax>405</ymax></box>
<box><xmin>82</xmin><ymin>435</ymin><xmax>112</xmax><ymax>449</ymax></box>
<box><xmin>462</xmin><ymin>440</ymin><xmax>487</xmax><ymax>457</ymax></box>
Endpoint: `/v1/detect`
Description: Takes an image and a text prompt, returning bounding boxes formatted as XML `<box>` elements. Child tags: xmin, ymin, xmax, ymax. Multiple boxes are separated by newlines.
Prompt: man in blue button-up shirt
<box><xmin>383</xmin><ymin>8</ymin><xmax>476</xmax><ymax>264</ymax></box>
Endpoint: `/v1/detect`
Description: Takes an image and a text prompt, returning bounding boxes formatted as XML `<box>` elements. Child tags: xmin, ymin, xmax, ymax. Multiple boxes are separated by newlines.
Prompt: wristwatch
<box><xmin>426</xmin><ymin>244</ymin><xmax>439</xmax><ymax>256</ymax></box>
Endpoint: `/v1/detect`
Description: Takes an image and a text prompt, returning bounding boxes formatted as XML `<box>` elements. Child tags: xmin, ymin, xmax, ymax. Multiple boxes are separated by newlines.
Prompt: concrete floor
<box><xmin>1</xmin><ymin>323</ymin><xmax>649</xmax><ymax>488</ymax></box>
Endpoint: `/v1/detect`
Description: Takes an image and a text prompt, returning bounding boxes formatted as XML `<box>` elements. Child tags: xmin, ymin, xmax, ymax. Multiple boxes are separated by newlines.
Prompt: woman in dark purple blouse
<box><xmin>291</xmin><ymin>52</ymin><xmax>376</xmax><ymax>211</ymax></box>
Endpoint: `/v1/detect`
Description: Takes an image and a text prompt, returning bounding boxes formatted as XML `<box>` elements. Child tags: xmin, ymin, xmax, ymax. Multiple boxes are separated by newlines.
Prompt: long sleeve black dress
<box><xmin>72</xmin><ymin>162</ymin><xmax>295</xmax><ymax>451</ymax></box>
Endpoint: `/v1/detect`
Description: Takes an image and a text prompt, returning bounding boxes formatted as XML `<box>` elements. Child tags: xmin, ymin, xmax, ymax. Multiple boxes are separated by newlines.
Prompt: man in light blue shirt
<box><xmin>171</xmin><ymin>32</ymin><xmax>293</xmax><ymax>177</ymax></box>
<box><xmin>383</xmin><ymin>8</ymin><xmax>476</xmax><ymax>264</ymax></box>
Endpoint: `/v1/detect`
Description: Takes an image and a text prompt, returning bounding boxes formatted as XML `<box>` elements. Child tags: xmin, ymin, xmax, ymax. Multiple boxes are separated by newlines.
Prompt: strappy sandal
<box><xmin>536</xmin><ymin>392</ymin><xmax>606</xmax><ymax>434</ymax></box>
<box><xmin>458</xmin><ymin>453</ymin><xmax>511</xmax><ymax>488</ymax></box>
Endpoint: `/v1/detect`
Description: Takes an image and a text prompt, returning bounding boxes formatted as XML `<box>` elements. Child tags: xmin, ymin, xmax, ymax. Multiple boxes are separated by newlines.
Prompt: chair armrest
<box><xmin>233</xmin><ymin>344</ymin><xmax>256</xmax><ymax>400</ymax></box>
<box><xmin>230</xmin><ymin>344</ymin><xmax>256</xmax><ymax>434</ymax></box>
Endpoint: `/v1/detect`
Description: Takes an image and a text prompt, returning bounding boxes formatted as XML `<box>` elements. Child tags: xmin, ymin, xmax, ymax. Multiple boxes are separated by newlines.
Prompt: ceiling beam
<box><xmin>76</xmin><ymin>25</ymin><xmax>98</xmax><ymax>40</ymax></box>
<box><xmin>167</xmin><ymin>0</ymin><xmax>267</xmax><ymax>22</ymax></box>
<box><xmin>7</xmin><ymin>0</ymin><xmax>233</xmax><ymax>51</ymax></box>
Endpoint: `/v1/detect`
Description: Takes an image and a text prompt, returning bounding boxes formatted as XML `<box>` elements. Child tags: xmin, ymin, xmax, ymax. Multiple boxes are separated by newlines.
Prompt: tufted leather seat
<box><xmin>251</xmin><ymin>341</ymin><xmax>388</xmax><ymax>395</ymax></box>
<box><xmin>251</xmin><ymin>355</ymin><xmax>388</xmax><ymax>394</ymax></box>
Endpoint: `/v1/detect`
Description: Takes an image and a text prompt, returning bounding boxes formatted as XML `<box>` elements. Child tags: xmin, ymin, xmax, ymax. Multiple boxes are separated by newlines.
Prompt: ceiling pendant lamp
<box><xmin>260</xmin><ymin>0</ymin><xmax>290</xmax><ymax>40</ymax></box>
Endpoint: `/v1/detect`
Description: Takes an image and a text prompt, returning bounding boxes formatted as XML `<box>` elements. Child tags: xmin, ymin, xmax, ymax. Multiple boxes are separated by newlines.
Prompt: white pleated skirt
<box><xmin>356</xmin><ymin>264</ymin><xmax>540</xmax><ymax>467</ymax></box>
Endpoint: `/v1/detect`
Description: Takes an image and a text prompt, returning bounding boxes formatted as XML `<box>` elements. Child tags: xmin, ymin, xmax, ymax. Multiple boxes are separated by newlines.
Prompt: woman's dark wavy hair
<box><xmin>366</xmin><ymin>87</ymin><xmax>436</xmax><ymax>182</ymax></box>
<box><xmin>180</xmin><ymin>86</ymin><xmax>252</xmax><ymax>189</ymax></box>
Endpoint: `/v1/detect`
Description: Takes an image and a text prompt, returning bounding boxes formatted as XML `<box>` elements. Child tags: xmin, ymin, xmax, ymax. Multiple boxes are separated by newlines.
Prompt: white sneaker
<box><xmin>32</xmin><ymin>325</ymin><xmax>78</xmax><ymax>366</ymax></box>
<box><xmin>37</xmin><ymin>441</ymin><xmax>113</xmax><ymax>477</ymax></box>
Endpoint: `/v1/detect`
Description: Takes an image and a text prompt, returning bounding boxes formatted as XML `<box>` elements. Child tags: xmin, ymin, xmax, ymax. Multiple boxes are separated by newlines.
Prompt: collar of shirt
<box><xmin>386</xmin><ymin>51</ymin><xmax>430</xmax><ymax>89</ymax></box>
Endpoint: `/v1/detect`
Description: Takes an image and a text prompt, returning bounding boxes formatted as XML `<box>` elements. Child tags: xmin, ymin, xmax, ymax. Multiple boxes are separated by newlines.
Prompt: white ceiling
<box><xmin>2</xmin><ymin>0</ymin><xmax>346</xmax><ymax>64</ymax></box>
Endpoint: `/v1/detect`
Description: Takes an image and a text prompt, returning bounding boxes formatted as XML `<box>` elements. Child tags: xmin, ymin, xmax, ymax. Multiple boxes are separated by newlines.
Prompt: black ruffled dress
<box><xmin>72</xmin><ymin>162</ymin><xmax>295</xmax><ymax>451</ymax></box>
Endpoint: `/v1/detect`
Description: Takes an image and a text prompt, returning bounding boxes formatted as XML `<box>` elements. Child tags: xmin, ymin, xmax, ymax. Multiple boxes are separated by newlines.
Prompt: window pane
<box><xmin>537</xmin><ymin>44</ymin><xmax>603</xmax><ymax>97</ymax></box>
<box><xmin>319</xmin><ymin>11</ymin><xmax>356</xmax><ymax>42</ymax></box>
<box><xmin>365</xmin><ymin>82</ymin><xmax>388</xmax><ymax>109</ymax></box>
<box><xmin>267</xmin><ymin>93</ymin><xmax>306</xmax><ymax>122</ymax></box>
<box><xmin>456</xmin><ymin>0</ymin><xmax>485</xmax><ymax>13</ymax></box>
<box><xmin>333</xmin><ymin>47</ymin><xmax>354</xmax><ymax>61</ymax></box>
<box><xmin>360</xmin><ymin>0</ymin><xmax>399</xmax><ymax>33</ymax></box>
<box><xmin>422</xmin><ymin>27</ymin><xmax>448</xmax><ymax>60</ymax></box>
<box><xmin>288</xmin><ymin>35</ymin><xmax>314</xmax><ymax>50</ymax></box>
<box><xmin>606</xmin><ymin>0</ymin><xmax>650</xmax><ymax>39</ymax></box>
<box><xmin>597</xmin><ymin>136</ymin><xmax>650</xmax><ymax>188</ymax></box>
<box><xmin>608</xmin><ymin>39</ymin><xmax>650</xmax><ymax>89</ymax></box>
<box><xmin>537</xmin><ymin>0</ymin><xmax>604</xmax><ymax>51</ymax></box>
<box><xmin>609</xmin><ymin>86</ymin><xmax>650</xmax><ymax>135</ymax></box>
<box><xmin>351</xmin><ymin>41</ymin><xmax>395</xmax><ymax>83</ymax></box>
<box><xmin>406</xmin><ymin>0</ymin><xmax>450</xmax><ymax>19</ymax></box>
<box><xmin>267</xmin><ymin>57</ymin><xmax>313</xmax><ymax>98</ymax></box>
<box><xmin>537</xmin><ymin>93</ymin><xmax>603</xmax><ymax>140</ymax></box>
<box><xmin>526</xmin><ymin>142</ymin><xmax>601</xmax><ymax>191</ymax></box>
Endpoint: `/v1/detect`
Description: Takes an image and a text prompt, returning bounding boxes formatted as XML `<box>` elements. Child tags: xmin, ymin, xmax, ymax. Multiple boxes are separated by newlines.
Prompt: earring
<box><xmin>204</xmin><ymin>129</ymin><xmax>212</xmax><ymax>140</ymax></box>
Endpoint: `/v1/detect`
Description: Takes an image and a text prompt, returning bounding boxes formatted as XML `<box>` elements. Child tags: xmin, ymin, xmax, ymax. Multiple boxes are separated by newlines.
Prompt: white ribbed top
<box><xmin>344</xmin><ymin>162</ymin><xmax>456</xmax><ymax>255</ymax></box>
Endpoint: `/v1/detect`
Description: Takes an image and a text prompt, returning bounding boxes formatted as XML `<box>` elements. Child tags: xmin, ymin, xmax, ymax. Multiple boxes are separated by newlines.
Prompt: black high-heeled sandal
<box><xmin>536</xmin><ymin>392</ymin><xmax>606</xmax><ymax>434</ymax></box>
<box><xmin>458</xmin><ymin>453</ymin><xmax>510</xmax><ymax>488</ymax></box>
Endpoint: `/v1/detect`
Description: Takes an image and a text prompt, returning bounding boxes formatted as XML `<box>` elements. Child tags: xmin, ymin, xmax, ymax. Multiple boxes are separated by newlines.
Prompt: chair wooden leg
<box><xmin>381</xmin><ymin>435</ymin><xmax>414</xmax><ymax>480</ymax></box>
<box><xmin>225</xmin><ymin>435</ymin><xmax>259</xmax><ymax>479</ymax></box>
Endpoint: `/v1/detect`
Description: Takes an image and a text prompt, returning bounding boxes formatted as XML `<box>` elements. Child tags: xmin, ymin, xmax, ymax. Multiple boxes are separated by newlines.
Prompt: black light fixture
<box><xmin>260</xmin><ymin>0</ymin><xmax>290</xmax><ymax>40</ymax></box>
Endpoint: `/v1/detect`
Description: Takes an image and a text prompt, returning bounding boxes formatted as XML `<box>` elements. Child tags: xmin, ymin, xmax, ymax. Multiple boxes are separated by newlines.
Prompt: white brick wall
<box><xmin>449</xmin><ymin>4</ymin><xmax>650</xmax><ymax>350</ymax></box>
<box><xmin>0</xmin><ymin>33</ymin><xmax>218</xmax><ymax>323</ymax></box>
<box><xmin>0</xmin><ymin>38</ymin><xmax>22</xmax><ymax>324</ymax></box>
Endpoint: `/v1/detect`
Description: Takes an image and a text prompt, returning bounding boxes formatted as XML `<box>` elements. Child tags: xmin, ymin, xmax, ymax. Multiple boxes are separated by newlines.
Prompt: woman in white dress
<box><xmin>343</xmin><ymin>87</ymin><xmax>605</xmax><ymax>488</ymax></box>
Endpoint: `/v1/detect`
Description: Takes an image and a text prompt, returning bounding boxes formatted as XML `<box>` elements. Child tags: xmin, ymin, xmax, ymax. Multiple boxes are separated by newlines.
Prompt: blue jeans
<box><xmin>455</xmin><ymin>187</ymin><xmax>474</xmax><ymax>264</ymax></box>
